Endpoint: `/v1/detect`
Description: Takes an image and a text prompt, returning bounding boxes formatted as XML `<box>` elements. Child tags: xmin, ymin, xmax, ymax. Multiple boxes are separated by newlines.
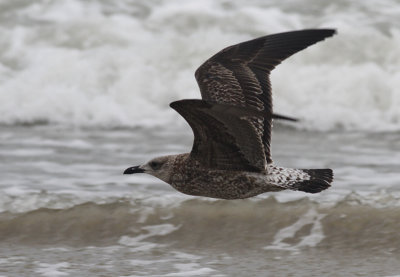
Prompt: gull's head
<box><xmin>124</xmin><ymin>155</ymin><xmax>175</xmax><ymax>183</ymax></box>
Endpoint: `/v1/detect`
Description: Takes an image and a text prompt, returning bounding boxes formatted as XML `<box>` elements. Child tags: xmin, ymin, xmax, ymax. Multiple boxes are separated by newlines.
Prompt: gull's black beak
<box><xmin>123</xmin><ymin>166</ymin><xmax>145</xmax><ymax>174</ymax></box>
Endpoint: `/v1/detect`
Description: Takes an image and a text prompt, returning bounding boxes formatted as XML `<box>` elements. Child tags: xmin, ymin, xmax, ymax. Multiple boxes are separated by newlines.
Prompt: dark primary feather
<box><xmin>194</xmin><ymin>29</ymin><xmax>336</xmax><ymax>165</ymax></box>
<box><xmin>170</xmin><ymin>99</ymin><xmax>275</xmax><ymax>172</ymax></box>
<box><xmin>272</xmin><ymin>113</ymin><xmax>298</xmax><ymax>122</ymax></box>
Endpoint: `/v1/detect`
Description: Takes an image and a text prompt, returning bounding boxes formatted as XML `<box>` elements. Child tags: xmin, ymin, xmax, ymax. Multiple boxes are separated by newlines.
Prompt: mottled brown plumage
<box><xmin>194</xmin><ymin>29</ymin><xmax>337</xmax><ymax>164</ymax></box>
<box><xmin>124</xmin><ymin>29</ymin><xmax>336</xmax><ymax>199</ymax></box>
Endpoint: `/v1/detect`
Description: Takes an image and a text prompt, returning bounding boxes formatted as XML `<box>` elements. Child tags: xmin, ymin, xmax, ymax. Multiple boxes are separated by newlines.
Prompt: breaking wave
<box><xmin>0</xmin><ymin>0</ymin><xmax>399</xmax><ymax>131</ymax></box>
<box><xmin>1</xmin><ymin>194</ymin><xmax>400</xmax><ymax>254</ymax></box>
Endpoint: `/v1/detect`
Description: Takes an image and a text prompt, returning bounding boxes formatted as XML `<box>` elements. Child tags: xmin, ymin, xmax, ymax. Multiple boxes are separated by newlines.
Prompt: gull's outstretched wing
<box><xmin>170</xmin><ymin>99</ymin><xmax>276</xmax><ymax>172</ymax></box>
<box><xmin>195</xmin><ymin>29</ymin><xmax>336</xmax><ymax>164</ymax></box>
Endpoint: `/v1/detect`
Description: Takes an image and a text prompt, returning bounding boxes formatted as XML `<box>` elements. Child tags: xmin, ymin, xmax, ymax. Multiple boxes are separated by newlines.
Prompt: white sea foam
<box><xmin>264</xmin><ymin>208</ymin><xmax>326</xmax><ymax>253</ymax></box>
<box><xmin>165</xmin><ymin>264</ymin><xmax>216</xmax><ymax>277</ymax></box>
<box><xmin>0</xmin><ymin>0</ymin><xmax>399</xmax><ymax>131</ymax></box>
<box><xmin>35</xmin><ymin>262</ymin><xmax>70</xmax><ymax>277</ymax></box>
<box><xmin>118</xmin><ymin>223</ymin><xmax>181</xmax><ymax>250</ymax></box>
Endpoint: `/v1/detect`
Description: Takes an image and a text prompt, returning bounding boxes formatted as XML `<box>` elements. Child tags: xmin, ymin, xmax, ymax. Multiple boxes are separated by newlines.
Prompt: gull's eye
<box><xmin>149</xmin><ymin>161</ymin><xmax>161</xmax><ymax>170</ymax></box>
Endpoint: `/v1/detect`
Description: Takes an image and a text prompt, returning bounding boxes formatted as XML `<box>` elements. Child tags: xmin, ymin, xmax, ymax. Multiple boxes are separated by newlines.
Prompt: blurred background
<box><xmin>0</xmin><ymin>0</ymin><xmax>399</xmax><ymax>276</ymax></box>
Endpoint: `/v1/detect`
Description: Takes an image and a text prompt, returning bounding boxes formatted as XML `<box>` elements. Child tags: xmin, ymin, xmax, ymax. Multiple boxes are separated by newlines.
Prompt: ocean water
<box><xmin>1</xmin><ymin>0</ymin><xmax>400</xmax><ymax>276</ymax></box>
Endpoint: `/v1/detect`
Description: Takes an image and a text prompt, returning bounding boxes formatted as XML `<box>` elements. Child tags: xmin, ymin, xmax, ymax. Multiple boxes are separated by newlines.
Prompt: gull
<box><xmin>124</xmin><ymin>29</ymin><xmax>335</xmax><ymax>199</ymax></box>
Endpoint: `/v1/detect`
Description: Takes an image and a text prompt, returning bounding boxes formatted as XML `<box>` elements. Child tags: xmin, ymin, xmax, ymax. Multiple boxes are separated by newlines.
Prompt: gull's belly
<box><xmin>169</xmin><ymin>168</ymin><xmax>282</xmax><ymax>199</ymax></box>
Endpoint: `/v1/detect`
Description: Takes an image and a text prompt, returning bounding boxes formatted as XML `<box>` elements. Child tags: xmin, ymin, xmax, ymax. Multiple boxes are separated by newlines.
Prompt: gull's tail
<box><xmin>293</xmin><ymin>169</ymin><xmax>333</xmax><ymax>193</ymax></box>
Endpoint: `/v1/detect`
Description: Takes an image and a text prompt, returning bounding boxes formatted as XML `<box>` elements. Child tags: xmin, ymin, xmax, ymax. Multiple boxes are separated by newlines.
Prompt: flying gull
<box><xmin>124</xmin><ymin>29</ymin><xmax>335</xmax><ymax>199</ymax></box>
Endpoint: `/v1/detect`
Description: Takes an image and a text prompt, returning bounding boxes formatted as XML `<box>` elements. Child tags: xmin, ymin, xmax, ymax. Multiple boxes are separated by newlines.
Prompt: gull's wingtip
<box><xmin>272</xmin><ymin>113</ymin><xmax>298</xmax><ymax>122</ymax></box>
<box><xmin>169</xmin><ymin>101</ymin><xmax>177</xmax><ymax>109</ymax></box>
<box><xmin>170</xmin><ymin>99</ymin><xmax>202</xmax><ymax>111</ymax></box>
<box><xmin>305</xmin><ymin>28</ymin><xmax>337</xmax><ymax>34</ymax></box>
<box><xmin>322</xmin><ymin>28</ymin><xmax>337</xmax><ymax>37</ymax></box>
<box><xmin>289</xmin><ymin>28</ymin><xmax>337</xmax><ymax>39</ymax></box>
<box><xmin>317</xmin><ymin>28</ymin><xmax>337</xmax><ymax>38</ymax></box>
